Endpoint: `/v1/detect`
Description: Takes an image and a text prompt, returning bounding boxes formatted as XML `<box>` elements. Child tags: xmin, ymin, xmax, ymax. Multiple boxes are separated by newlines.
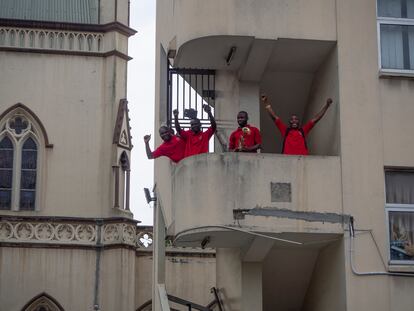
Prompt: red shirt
<box><xmin>275</xmin><ymin>118</ymin><xmax>315</xmax><ymax>155</ymax></box>
<box><xmin>180</xmin><ymin>127</ymin><xmax>214</xmax><ymax>157</ymax></box>
<box><xmin>229</xmin><ymin>125</ymin><xmax>262</xmax><ymax>152</ymax></box>
<box><xmin>152</xmin><ymin>135</ymin><xmax>185</xmax><ymax>163</ymax></box>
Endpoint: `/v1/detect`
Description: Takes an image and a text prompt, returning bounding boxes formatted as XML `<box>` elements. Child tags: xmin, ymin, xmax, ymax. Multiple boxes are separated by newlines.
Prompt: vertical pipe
<box><xmin>93</xmin><ymin>220</ymin><xmax>103</xmax><ymax>311</ymax></box>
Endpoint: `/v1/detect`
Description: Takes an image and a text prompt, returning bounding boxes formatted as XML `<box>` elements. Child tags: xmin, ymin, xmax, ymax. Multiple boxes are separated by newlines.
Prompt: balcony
<box><xmin>157</xmin><ymin>153</ymin><xmax>344</xmax><ymax>249</ymax></box>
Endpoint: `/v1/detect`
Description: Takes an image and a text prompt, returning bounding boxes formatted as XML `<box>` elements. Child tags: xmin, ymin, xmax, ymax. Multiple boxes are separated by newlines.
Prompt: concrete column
<box><xmin>239</xmin><ymin>82</ymin><xmax>260</xmax><ymax>129</ymax></box>
<box><xmin>216</xmin><ymin>248</ymin><xmax>242</xmax><ymax>310</ymax></box>
<box><xmin>242</xmin><ymin>262</ymin><xmax>263</xmax><ymax>311</ymax></box>
<box><xmin>152</xmin><ymin>200</ymin><xmax>166</xmax><ymax>311</ymax></box>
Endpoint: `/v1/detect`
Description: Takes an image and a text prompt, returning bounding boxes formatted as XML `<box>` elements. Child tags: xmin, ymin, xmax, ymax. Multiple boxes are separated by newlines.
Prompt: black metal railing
<box><xmin>167</xmin><ymin>68</ymin><xmax>216</xmax><ymax>130</ymax></box>
<box><xmin>136</xmin><ymin>287</ymin><xmax>224</xmax><ymax>311</ymax></box>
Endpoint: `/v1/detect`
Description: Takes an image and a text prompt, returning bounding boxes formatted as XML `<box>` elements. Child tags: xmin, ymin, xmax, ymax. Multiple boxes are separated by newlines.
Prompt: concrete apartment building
<box><xmin>0</xmin><ymin>1</ymin><xmax>216</xmax><ymax>310</ymax></box>
<box><xmin>153</xmin><ymin>0</ymin><xmax>414</xmax><ymax>310</ymax></box>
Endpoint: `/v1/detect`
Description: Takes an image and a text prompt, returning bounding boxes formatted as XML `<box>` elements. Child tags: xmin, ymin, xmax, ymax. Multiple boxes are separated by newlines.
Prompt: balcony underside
<box><xmin>174</xmin><ymin>36</ymin><xmax>335</xmax><ymax>82</ymax></box>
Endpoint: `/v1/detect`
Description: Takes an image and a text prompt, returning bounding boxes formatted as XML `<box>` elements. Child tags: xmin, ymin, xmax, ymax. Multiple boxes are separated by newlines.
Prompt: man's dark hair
<box><xmin>238</xmin><ymin>111</ymin><xmax>248</xmax><ymax>117</ymax></box>
<box><xmin>159</xmin><ymin>125</ymin><xmax>174</xmax><ymax>134</ymax></box>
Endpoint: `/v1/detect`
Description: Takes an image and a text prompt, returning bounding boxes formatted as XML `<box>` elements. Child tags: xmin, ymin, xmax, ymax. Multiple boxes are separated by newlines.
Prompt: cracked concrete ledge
<box><xmin>241</xmin><ymin>207</ymin><xmax>351</xmax><ymax>224</ymax></box>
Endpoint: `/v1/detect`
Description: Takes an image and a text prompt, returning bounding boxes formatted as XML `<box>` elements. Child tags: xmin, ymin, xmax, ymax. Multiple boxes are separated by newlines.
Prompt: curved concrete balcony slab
<box><xmin>167</xmin><ymin>153</ymin><xmax>345</xmax><ymax>248</ymax></box>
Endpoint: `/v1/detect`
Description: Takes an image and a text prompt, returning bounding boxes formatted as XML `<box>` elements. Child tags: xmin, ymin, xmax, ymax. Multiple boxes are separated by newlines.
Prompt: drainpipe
<box><xmin>94</xmin><ymin>219</ymin><xmax>104</xmax><ymax>310</ymax></box>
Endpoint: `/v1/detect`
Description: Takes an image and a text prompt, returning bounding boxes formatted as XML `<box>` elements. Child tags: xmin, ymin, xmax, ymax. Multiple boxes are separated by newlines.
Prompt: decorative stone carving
<box><xmin>15</xmin><ymin>223</ymin><xmax>35</xmax><ymax>240</ymax></box>
<box><xmin>122</xmin><ymin>224</ymin><xmax>137</xmax><ymax>245</ymax></box>
<box><xmin>137</xmin><ymin>232</ymin><xmax>153</xmax><ymax>248</ymax></box>
<box><xmin>0</xmin><ymin>222</ymin><xmax>13</xmax><ymax>239</ymax></box>
<box><xmin>0</xmin><ymin>219</ymin><xmax>149</xmax><ymax>248</ymax></box>
<box><xmin>75</xmin><ymin>224</ymin><xmax>96</xmax><ymax>243</ymax></box>
<box><xmin>34</xmin><ymin>223</ymin><xmax>54</xmax><ymax>241</ymax></box>
<box><xmin>55</xmin><ymin>224</ymin><xmax>75</xmax><ymax>241</ymax></box>
<box><xmin>0</xmin><ymin>27</ymin><xmax>104</xmax><ymax>53</ymax></box>
<box><xmin>103</xmin><ymin>224</ymin><xmax>121</xmax><ymax>243</ymax></box>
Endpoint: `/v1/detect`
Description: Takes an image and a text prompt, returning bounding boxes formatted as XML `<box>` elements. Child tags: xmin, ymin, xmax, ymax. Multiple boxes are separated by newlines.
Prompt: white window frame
<box><xmin>377</xmin><ymin>2</ymin><xmax>414</xmax><ymax>76</ymax></box>
<box><xmin>0</xmin><ymin>113</ymin><xmax>42</xmax><ymax>211</ymax></box>
<box><xmin>385</xmin><ymin>205</ymin><xmax>414</xmax><ymax>265</ymax></box>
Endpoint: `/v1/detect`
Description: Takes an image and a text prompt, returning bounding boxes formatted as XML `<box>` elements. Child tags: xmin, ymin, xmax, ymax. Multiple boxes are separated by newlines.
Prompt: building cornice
<box><xmin>0</xmin><ymin>216</ymin><xmax>151</xmax><ymax>250</ymax></box>
<box><xmin>0</xmin><ymin>18</ymin><xmax>137</xmax><ymax>37</ymax></box>
<box><xmin>0</xmin><ymin>47</ymin><xmax>133</xmax><ymax>61</ymax></box>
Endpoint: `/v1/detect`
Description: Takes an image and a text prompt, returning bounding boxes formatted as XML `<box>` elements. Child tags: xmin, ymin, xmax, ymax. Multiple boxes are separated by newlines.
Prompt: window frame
<box><xmin>377</xmin><ymin>1</ymin><xmax>414</xmax><ymax>76</ymax></box>
<box><xmin>0</xmin><ymin>113</ymin><xmax>42</xmax><ymax>212</ymax></box>
<box><xmin>386</xmin><ymin>205</ymin><xmax>414</xmax><ymax>265</ymax></box>
<box><xmin>385</xmin><ymin>167</ymin><xmax>414</xmax><ymax>265</ymax></box>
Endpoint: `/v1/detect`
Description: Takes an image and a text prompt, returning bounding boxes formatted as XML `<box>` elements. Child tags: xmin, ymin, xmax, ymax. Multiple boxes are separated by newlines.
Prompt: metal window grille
<box><xmin>167</xmin><ymin>68</ymin><xmax>216</xmax><ymax>130</ymax></box>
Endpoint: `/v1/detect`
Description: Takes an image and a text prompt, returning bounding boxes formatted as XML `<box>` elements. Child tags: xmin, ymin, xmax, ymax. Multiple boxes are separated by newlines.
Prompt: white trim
<box><xmin>377</xmin><ymin>8</ymin><xmax>414</xmax><ymax>74</ymax></box>
<box><xmin>379</xmin><ymin>68</ymin><xmax>414</xmax><ymax>77</ymax></box>
<box><xmin>378</xmin><ymin>17</ymin><xmax>414</xmax><ymax>25</ymax></box>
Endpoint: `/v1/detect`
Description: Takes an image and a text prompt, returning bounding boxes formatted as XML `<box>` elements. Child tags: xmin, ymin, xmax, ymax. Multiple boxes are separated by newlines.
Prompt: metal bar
<box><xmin>167</xmin><ymin>295</ymin><xmax>210</xmax><ymax>311</ymax></box>
<box><xmin>176</xmin><ymin>71</ymin><xmax>179</xmax><ymax>116</ymax></box>
<box><xmin>170</xmin><ymin>68</ymin><xmax>215</xmax><ymax>75</ymax></box>
<box><xmin>201</xmin><ymin>73</ymin><xmax>204</xmax><ymax>119</ymax></box>
<box><xmin>189</xmin><ymin>73</ymin><xmax>192</xmax><ymax>110</ymax></box>
<box><xmin>167</xmin><ymin>67</ymin><xmax>171</xmax><ymax>127</ymax></box>
<box><xmin>196</xmin><ymin>74</ymin><xmax>199</xmax><ymax>118</ymax></box>
<box><xmin>211</xmin><ymin>287</ymin><xmax>224</xmax><ymax>311</ymax></box>
<box><xmin>182</xmin><ymin>73</ymin><xmax>185</xmax><ymax>116</ymax></box>
<box><xmin>207</xmin><ymin>73</ymin><xmax>210</xmax><ymax>106</ymax></box>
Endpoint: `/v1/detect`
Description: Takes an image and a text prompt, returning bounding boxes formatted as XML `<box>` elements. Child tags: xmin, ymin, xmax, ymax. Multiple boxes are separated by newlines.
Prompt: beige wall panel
<box><xmin>336</xmin><ymin>0</ymin><xmax>391</xmax><ymax>309</ymax></box>
<box><xmin>304</xmin><ymin>47</ymin><xmax>340</xmax><ymax>156</ymax></box>
<box><xmin>0</xmin><ymin>247</ymin><xmax>96</xmax><ymax>311</ymax></box>
<box><xmin>380</xmin><ymin>79</ymin><xmax>414</xmax><ymax>167</ymax></box>
<box><xmin>100</xmin><ymin>248</ymin><xmax>136</xmax><ymax>311</ymax></box>
<box><xmin>0</xmin><ymin>52</ymin><xmax>128</xmax><ymax>218</ymax></box>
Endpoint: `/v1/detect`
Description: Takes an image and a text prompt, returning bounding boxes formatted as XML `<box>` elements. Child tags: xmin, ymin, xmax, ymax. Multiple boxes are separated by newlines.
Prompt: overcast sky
<box><xmin>127</xmin><ymin>0</ymin><xmax>156</xmax><ymax>225</ymax></box>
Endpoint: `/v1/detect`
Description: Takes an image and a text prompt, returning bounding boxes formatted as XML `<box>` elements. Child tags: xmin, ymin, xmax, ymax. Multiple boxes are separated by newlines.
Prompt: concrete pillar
<box><xmin>242</xmin><ymin>262</ymin><xmax>263</xmax><ymax>311</ymax></box>
<box><xmin>239</xmin><ymin>82</ymin><xmax>260</xmax><ymax>129</ymax></box>
<box><xmin>152</xmin><ymin>200</ymin><xmax>167</xmax><ymax>311</ymax></box>
<box><xmin>216</xmin><ymin>248</ymin><xmax>242</xmax><ymax>310</ymax></box>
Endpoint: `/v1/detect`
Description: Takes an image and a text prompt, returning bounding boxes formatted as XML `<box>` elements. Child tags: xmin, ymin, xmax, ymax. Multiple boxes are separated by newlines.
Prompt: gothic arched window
<box><xmin>114</xmin><ymin>151</ymin><xmax>130</xmax><ymax>210</ymax></box>
<box><xmin>0</xmin><ymin>136</ymin><xmax>14</xmax><ymax>209</ymax></box>
<box><xmin>21</xmin><ymin>292</ymin><xmax>64</xmax><ymax>311</ymax></box>
<box><xmin>0</xmin><ymin>106</ymin><xmax>48</xmax><ymax>211</ymax></box>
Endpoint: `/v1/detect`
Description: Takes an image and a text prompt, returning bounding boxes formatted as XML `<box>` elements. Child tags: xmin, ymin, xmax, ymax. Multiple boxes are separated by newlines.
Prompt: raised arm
<box><xmin>203</xmin><ymin>104</ymin><xmax>216</xmax><ymax>131</ymax></box>
<box><xmin>143</xmin><ymin>134</ymin><xmax>154</xmax><ymax>159</ymax></box>
<box><xmin>261</xmin><ymin>95</ymin><xmax>279</xmax><ymax>121</ymax></box>
<box><xmin>173</xmin><ymin>109</ymin><xmax>182</xmax><ymax>134</ymax></box>
<box><xmin>311</xmin><ymin>98</ymin><xmax>333</xmax><ymax>124</ymax></box>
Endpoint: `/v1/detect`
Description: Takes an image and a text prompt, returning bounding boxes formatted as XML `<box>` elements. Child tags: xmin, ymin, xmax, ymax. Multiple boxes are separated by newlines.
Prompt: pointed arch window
<box><xmin>0</xmin><ymin>111</ymin><xmax>44</xmax><ymax>211</ymax></box>
<box><xmin>0</xmin><ymin>136</ymin><xmax>13</xmax><ymax>210</ymax></box>
<box><xmin>21</xmin><ymin>292</ymin><xmax>65</xmax><ymax>311</ymax></box>
<box><xmin>114</xmin><ymin>151</ymin><xmax>130</xmax><ymax>210</ymax></box>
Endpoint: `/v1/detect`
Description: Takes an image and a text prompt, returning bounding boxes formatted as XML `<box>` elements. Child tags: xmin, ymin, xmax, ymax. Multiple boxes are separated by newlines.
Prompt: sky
<box><xmin>127</xmin><ymin>0</ymin><xmax>156</xmax><ymax>225</ymax></box>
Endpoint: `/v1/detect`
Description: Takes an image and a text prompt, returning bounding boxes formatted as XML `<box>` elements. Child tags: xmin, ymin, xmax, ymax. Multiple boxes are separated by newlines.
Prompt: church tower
<box><xmin>0</xmin><ymin>1</ymin><xmax>137</xmax><ymax>310</ymax></box>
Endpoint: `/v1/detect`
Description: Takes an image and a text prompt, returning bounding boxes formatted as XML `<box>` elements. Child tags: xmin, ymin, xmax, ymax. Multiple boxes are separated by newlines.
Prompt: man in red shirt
<box><xmin>144</xmin><ymin>126</ymin><xmax>185</xmax><ymax>163</ymax></box>
<box><xmin>262</xmin><ymin>95</ymin><xmax>332</xmax><ymax>155</ymax></box>
<box><xmin>173</xmin><ymin>104</ymin><xmax>216</xmax><ymax>157</ymax></box>
<box><xmin>229</xmin><ymin>111</ymin><xmax>262</xmax><ymax>152</ymax></box>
